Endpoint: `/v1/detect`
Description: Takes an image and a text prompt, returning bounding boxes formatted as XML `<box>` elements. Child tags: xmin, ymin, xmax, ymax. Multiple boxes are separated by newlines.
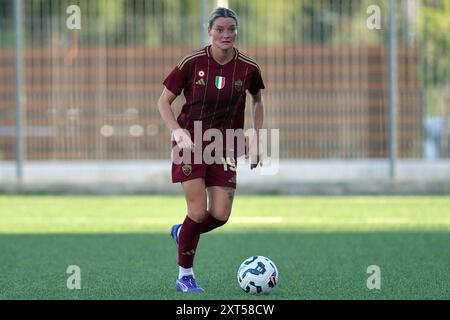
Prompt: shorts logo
<box><xmin>228</xmin><ymin>175</ymin><xmax>237</xmax><ymax>184</ymax></box>
<box><xmin>234</xmin><ymin>79</ymin><xmax>243</xmax><ymax>91</ymax></box>
<box><xmin>182</xmin><ymin>164</ymin><xmax>192</xmax><ymax>176</ymax></box>
<box><xmin>215</xmin><ymin>76</ymin><xmax>225</xmax><ymax>89</ymax></box>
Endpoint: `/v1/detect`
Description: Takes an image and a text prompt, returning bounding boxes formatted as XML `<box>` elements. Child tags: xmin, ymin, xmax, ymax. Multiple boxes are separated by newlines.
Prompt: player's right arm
<box><xmin>157</xmin><ymin>86</ymin><xmax>194</xmax><ymax>150</ymax></box>
<box><xmin>157</xmin><ymin>86</ymin><xmax>180</xmax><ymax>131</ymax></box>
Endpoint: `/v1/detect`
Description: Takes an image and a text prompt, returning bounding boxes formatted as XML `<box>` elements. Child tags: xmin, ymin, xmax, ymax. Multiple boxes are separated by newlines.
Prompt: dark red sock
<box><xmin>178</xmin><ymin>216</ymin><xmax>202</xmax><ymax>268</ymax></box>
<box><xmin>199</xmin><ymin>211</ymin><xmax>228</xmax><ymax>234</ymax></box>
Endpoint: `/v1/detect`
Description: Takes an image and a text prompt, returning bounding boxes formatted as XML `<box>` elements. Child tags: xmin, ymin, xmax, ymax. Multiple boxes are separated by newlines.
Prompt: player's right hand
<box><xmin>172</xmin><ymin>128</ymin><xmax>195</xmax><ymax>150</ymax></box>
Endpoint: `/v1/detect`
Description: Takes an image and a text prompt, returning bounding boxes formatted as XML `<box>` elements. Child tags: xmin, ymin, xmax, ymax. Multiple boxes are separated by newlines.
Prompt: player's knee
<box><xmin>210</xmin><ymin>208</ymin><xmax>231</xmax><ymax>222</ymax></box>
<box><xmin>187</xmin><ymin>208</ymin><xmax>207</xmax><ymax>223</ymax></box>
<box><xmin>185</xmin><ymin>197</ymin><xmax>207</xmax><ymax>222</ymax></box>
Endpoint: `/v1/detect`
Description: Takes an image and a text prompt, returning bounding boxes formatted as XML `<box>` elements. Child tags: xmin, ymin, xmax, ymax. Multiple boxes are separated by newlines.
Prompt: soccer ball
<box><xmin>237</xmin><ymin>256</ymin><xmax>278</xmax><ymax>294</ymax></box>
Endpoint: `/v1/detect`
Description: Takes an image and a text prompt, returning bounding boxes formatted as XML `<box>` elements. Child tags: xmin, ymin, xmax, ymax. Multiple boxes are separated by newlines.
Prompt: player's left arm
<box><xmin>250</xmin><ymin>90</ymin><xmax>264</xmax><ymax>169</ymax></box>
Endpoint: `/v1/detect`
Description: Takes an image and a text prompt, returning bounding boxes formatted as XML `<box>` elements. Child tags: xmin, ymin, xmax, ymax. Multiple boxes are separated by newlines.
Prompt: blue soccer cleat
<box><xmin>176</xmin><ymin>275</ymin><xmax>204</xmax><ymax>293</ymax></box>
<box><xmin>170</xmin><ymin>224</ymin><xmax>182</xmax><ymax>246</ymax></box>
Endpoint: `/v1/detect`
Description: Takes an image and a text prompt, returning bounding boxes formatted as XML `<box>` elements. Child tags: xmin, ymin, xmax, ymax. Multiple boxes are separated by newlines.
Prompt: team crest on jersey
<box><xmin>215</xmin><ymin>76</ymin><xmax>225</xmax><ymax>89</ymax></box>
<box><xmin>182</xmin><ymin>164</ymin><xmax>192</xmax><ymax>176</ymax></box>
<box><xmin>234</xmin><ymin>79</ymin><xmax>243</xmax><ymax>91</ymax></box>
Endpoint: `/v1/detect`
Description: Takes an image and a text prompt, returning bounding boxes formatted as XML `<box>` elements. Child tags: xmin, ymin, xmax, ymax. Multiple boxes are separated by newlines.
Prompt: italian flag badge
<box><xmin>215</xmin><ymin>76</ymin><xmax>225</xmax><ymax>89</ymax></box>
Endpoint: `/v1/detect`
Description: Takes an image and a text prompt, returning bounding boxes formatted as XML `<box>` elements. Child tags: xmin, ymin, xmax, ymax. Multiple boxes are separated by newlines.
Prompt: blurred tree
<box><xmin>230</xmin><ymin>0</ymin><xmax>302</xmax><ymax>45</ymax></box>
<box><xmin>0</xmin><ymin>0</ymin><xmax>448</xmax><ymax>53</ymax></box>
<box><xmin>419</xmin><ymin>0</ymin><xmax>450</xmax><ymax>87</ymax></box>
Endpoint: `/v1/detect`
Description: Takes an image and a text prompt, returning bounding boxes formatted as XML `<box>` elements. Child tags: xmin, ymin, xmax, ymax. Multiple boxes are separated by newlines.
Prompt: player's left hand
<box><xmin>248</xmin><ymin>138</ymin><xmax>262</xmax><ymax>170</ymax></box>
<box><xmin>250</xmin><ymin>156</ymin><xmax>261</xmax><ymax>170</ymax></box>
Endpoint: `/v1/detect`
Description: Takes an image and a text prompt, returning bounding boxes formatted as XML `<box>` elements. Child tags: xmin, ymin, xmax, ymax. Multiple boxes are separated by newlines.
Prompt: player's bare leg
<box><xmin>191</xmin><ymin>186</ymin><xmax>234</xmax><ymax>235</ymax></box>
<box><xmin>207</xmin><ymin>186</ymin><xmax>235</xmax><ymax>221</ymax></box>
<box><xmin>181</xmin><ymin>178</ymin><xmax>208</xmax><ymax>223</ymax></box>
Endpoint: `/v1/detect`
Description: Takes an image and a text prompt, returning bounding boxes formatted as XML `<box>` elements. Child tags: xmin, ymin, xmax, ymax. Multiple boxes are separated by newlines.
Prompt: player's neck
<box><xmin>210</xmin><ymin>45</ymin><xmax>235</xmax><ymax>65</ymax></box>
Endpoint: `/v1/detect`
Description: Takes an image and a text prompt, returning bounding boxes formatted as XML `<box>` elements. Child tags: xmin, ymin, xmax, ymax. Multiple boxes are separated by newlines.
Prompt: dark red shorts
<box><xmin>172</xmin><ymin>149</ymin><xmax>237</xmax><ymax>188</ymax></box>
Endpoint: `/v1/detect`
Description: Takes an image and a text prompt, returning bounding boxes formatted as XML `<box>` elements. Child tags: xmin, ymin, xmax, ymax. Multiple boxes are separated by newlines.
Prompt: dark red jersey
<box><xmin>163</xmin><ymin>45</ymin><xmax>265</xmax><ymax>134</ymax></box>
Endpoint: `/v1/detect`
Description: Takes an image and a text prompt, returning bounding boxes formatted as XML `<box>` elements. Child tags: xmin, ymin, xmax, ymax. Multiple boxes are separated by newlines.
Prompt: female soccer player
<box><xmin>157</xmin><ymin>7</ymin><xmax>265</xmax><ymax>292</ymax></box>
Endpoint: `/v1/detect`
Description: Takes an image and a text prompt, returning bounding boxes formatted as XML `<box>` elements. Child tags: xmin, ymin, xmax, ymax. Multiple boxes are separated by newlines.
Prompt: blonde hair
<box><xmin>208</xmin><ymin>7</ymin><xmax>238</xmax><ymax>29</ymax></box>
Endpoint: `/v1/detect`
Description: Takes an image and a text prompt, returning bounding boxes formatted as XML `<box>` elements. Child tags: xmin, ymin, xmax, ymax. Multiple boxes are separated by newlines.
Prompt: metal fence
<box><xmin>0</xmin><ymin>0</ymin><xmax>449</xmax><ymax>165</ymax></box>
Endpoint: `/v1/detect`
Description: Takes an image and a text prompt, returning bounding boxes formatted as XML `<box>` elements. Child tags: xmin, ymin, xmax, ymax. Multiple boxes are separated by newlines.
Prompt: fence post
<box><xmin>388</xmin><ymin>0</ymin><xmax>398</xmax><ymax>179</ymax></box>
<box><xmin>14</xmin><ymin>0</ymin><xmax>25</xmax><ymax>183</ymax></box>
<box><xmin>201</xmin><ymin>0</ymin><xmax>209</xmax><ymax>47</ymax></box>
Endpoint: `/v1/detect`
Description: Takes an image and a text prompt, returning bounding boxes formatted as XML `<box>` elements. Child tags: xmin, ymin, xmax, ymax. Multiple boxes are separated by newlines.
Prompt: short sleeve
<box><xmin>248</xmin><ymin>68</ymin><xmax>265</xmax><ymax>95</ymax></box>
<box><xmin>163</xmin><ymin>65</ymin><xmax>187</xmax><ymax>96</ymax></box>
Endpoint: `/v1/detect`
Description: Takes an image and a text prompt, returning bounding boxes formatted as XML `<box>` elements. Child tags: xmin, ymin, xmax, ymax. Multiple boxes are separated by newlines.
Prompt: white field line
<box><xmin>1</xmin><ymin>217</ymin><xmax>450</xmax><ymax>227</ymax></box>
<box><xmin>230</xmin><ymin>217</ymin><xmax>283</xmax><ymax>224</ymax></box>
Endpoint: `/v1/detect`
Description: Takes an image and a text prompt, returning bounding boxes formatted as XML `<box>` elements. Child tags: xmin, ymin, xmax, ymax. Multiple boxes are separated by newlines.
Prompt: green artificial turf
<box><xmin>0</xmin><ymin>196</ymin><xmax>448</xmax><ymax>299</ymax></box>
